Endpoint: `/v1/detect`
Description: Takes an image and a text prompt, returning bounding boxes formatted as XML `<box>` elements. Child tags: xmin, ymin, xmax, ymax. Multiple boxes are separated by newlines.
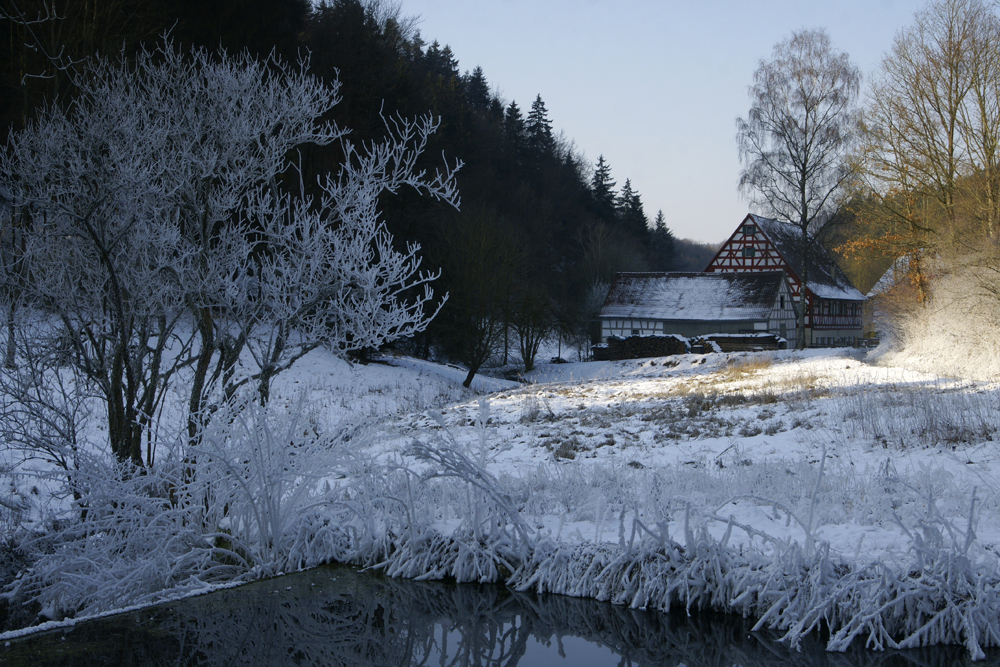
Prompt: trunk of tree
<box><xmin>798</xmin><ymin>225</ymin><xmax>810</xmax><ymax>350</ymax></box>
<box><xmin>188</xmin><ymin>307</ymin><xmax>215</xmax><ymax>447</ymax></box>
<box><xmin>5</xmin><ymin>303</ymin><xmax>15</xmax><ymax>370</ymax></box>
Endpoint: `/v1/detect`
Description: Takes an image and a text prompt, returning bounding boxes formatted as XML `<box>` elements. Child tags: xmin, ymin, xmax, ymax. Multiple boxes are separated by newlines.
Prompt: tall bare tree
<box><xmin>846</xmin><ymin>0</ymin><xmax>1000</xmax><ymax>312</ymax></box>
<box><xmin>737</xmin><ymin>28</ymin><xmax>861</xmax><ymax>347</ymax></box>
<box><xmin>857</xmin><ymin>0</ymin><xmax>1000</xmax><ymax>256</ymax></box>
<box><xmin>435</xmin><ymin>207</ymin><xmax>522</xmax><ymax>388</ymax></box>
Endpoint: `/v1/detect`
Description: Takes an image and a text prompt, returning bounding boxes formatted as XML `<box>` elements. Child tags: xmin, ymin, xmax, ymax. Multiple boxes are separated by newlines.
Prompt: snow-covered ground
<box><xmin>6</xmin><ymin>345</ymin><xmax>1000</xmax><ymax>657</ymax></box>
<box><xmin>367</xmin><ymin>347</ymin><xmax>1000</xmax><ymax>657</ymax></box>
<box><xmin>378</xmin><ymin>348</ymin><xmax>1000</xmax><ymax>569</ymax></box>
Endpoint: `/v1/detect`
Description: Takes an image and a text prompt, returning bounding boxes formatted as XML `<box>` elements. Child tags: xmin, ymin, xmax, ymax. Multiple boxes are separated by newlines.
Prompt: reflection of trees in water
<box><xmin>0</xmin><ymin>566</ymin><xmax>984</xmax><ymax>666</ymax></box>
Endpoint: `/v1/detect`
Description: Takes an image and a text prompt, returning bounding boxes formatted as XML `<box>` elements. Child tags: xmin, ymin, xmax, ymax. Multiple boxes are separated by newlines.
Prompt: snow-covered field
<box><xmin>6</xmin><ymin>345</ymin><xmax>1000</xmax><ymax>657</ymax></box>
<box><xmin>389</xmin><ymin>349</ymin><xmax>1000</xmax><ymax>567</ymax></box>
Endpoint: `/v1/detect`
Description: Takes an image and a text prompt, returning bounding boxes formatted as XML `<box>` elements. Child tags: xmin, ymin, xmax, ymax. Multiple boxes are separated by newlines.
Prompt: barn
<box><xmin>598</xmin><ymin>271</ymin><xmax>797</xmax><ymax>343</ymax></box>
<box><xmin>704</xmin><ymin>214</ymin><xmax>865</xmax><ymax>347</ymax></box>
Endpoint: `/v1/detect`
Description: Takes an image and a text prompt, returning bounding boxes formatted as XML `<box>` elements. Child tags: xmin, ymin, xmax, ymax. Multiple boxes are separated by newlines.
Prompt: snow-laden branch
<box><xmin>0</xmin><ymin>36</ymin><xmax>460</xmax><ymax>464</ymax></box>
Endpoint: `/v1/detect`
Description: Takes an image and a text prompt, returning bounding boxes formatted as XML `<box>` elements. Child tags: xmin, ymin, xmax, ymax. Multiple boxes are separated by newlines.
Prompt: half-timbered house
<box><xmin>704</xmin><ymin>214</ymin><xmax>865</xmax><ymax>347</ymax></box>
<box><xmin>599</xmin><ymin>271</ymin><xmax>797</xmax><ymax>342</ymax></box>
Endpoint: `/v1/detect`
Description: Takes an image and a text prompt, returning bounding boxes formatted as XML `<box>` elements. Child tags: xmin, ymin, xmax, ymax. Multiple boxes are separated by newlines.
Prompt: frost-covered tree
<box><xmin>0</xmin><ymin>40</ymin><xmax>459</xmax><ymax>466</ymax></box>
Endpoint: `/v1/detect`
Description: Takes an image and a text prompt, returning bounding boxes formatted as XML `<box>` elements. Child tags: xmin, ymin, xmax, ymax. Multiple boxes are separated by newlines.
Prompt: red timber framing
<box><xmin>705</xmin><ymin>215</ymin><xmax>812</xmax><ymax>327</ymax></box>
<box><xmin>704</xmin><ymin>214</ymin><xmax>863</xmax><ymax>337</ymax></box>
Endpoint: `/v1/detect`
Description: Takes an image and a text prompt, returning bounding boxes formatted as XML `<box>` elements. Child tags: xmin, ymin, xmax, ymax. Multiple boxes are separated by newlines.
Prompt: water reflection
<box><xmin>0</xmin><ymin>565</ymin><xmax>993</xmax><ymax>666</ymax></box>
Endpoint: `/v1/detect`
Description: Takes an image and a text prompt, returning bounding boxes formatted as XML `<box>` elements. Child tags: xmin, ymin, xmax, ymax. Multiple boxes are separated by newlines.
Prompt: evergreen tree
<box><xmin>423</xmin><ymin>40</ymin><xmax>459</xmax><ymax>79</ymax></box>
<box><xmin>486</xmin><ymin>96</ymin><xmax>505</xmax><ymax>123</ymax></box>
<box><xmin>591</xmin><ymin>155</ymin><xmax>616</xmax><ymax>222</ymax></box>
<box><xmin>525</xmin><ymin>94</ymin><xmax>555</xmax><ymax>160</ymax></box>
<box><xmin>650</xmin><ymin>210</ymin><xmax>676</xmax><ymax>270</ymax></box>
<box><xmin>616</xmin><ymin>178</ymin><xmax>648</xmax><ymax>237</ymax></box>
<box><xmin>464</xmin><ymin>66</ymin><xmax>490</xmax><ymax>111</ymax></box>
<box><xmin>157</xmin><ymin>0</ymin><xmax>310</xmax><ymax>59</ymax></box>
<box><xmin>302</xmin><ymin>0</ymin><xmax>409</xmax><ymax>137</ymax></box>
<box><xmin>653</xmin><ymin>209</ymin><xmax>669</xmax><ymax>233</ymax></box>
<box><xmin>504</xmin><ymin>100</ymin><xmax>526</xmax><ymax>161</ymax></box>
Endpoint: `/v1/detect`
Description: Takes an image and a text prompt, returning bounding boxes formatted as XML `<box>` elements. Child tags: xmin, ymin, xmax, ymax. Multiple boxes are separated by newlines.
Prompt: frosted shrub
<box><xmin>873</xmin><ymin>269</ymin><xmax>1000</xmax><ymax>381</ymax></box>
<box><xmin>3</xmin><ymin>396</ymin><xmax>360</xmax><ymax>619</ymax></box>
<box><xmin>3</xmin><ymin>452</ymin><xmax>224</xmax><ymax>619</ymax></box>
<box><xmin>191</xmin><ymin>394</ymin><xmax>360</xmax><ymax>575</ymax></box>
<box><xmin>365</xmin><ymin>399</ymin><xmax>533</xmax><ymax>583</ymax></box>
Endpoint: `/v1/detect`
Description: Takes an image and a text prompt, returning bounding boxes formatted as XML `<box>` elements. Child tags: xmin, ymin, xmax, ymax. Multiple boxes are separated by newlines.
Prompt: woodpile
<box><xmin>693</xmin><ymin>333</ymin><xmax>786</xmax><ymax>352</ymax></box>
<box><xmin>606</xmin><ymin>335</ymin><xmax>689</xmax><ymax>360</ymax></box>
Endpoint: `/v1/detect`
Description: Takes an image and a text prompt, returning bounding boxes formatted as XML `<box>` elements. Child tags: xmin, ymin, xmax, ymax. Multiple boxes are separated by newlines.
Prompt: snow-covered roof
<box><xmin>748</xmin><ymin>215</ymin><xmax>866</xmax><ymax>301</ymax></box>
<box><xmin>600</xmin><ymin>271</ymin><xmax>785</xmax><ymax>321</ymax></box>
<box><xmin>867</xmin><ymin>256</ymin><xmax>909</xmax><ymax>299</ymax></box>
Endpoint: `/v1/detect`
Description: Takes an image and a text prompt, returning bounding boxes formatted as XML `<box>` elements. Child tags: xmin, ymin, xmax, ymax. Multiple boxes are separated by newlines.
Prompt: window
<box><xmin>743</xmin><ymin>224</ymin><xmax>756</xmax><ymax>235</ymax></box>
<box><xmin>742</xmin><ymin>246</ymin><xmax>756</xmax><ymax>258</ymax></box>
<box><xmin>780</xmin><ymin>295</ymin><xmax>785</xmax><ymax>309</ymax></box>
<box><xmin>631</xmin><ymin>329</ymin><xmax>640</xmax><ymax>336</ymax></box>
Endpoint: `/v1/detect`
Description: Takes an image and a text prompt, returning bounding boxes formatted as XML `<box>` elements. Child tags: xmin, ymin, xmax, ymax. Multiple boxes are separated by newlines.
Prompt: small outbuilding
<box><xmin>598</xmin><ymin>271</ymin><xmax>797</xmax><ymax>343</ymax></box>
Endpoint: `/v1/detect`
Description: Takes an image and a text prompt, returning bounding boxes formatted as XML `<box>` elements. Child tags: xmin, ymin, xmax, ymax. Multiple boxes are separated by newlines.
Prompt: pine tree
<box><xmin>591</xmin><ymin>155</ymin><xmax>616</xmax><ymax>222</ymax></box>
<box><xmin>423</xmin><ymin>40</ymin><xmax>459</xmax><ymax>79</ymax></box>
<box><xmin>504</xmin><ymin>100</ymin><xmax>526</xmax><ymax>161</ymax></box>
<box><xmin>650</xmin><ymin>209</ymin><xmax>676</xmax><ymax>270</ymax></box>
<box><xmin>487</xmin><ymin>96</ymin><xmax>504</xmax><ymax>123</ymax></box>
<box><xmin>616</xmin><ymin>178</ymin><xmax>635</xmax><ymax>215</ymax></box>
<box><xmin>525</xmin><ymin>94</ymin><xmax>555</xmax><ymax>160</ymax></box>
<box><xmin>653</xmin><ymin>209</ymin><xmax>668</xmax><ymax>232</ymax></box>
<box><xmin>617</xmin><ymin>178</ymin><xmax>647</xmax><ymax>237</ymax></box>
<box><xmin>464</xmin><ymin>65</ymin><xmax>490</xmax><ymax>111</ymax></box>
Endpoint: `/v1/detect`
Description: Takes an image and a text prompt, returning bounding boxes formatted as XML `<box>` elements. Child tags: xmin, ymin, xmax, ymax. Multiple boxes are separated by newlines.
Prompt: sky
<box><xmin>399</xmin><ymin>0</ymin><xmax>931</xmax><ymax>244</ymax></box>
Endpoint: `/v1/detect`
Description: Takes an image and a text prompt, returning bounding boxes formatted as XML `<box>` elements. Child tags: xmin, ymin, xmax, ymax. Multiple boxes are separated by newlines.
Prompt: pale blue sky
<box><xmin>401</xmin><ymin>0</ymin><xmax>930</xmax><ymax>244</ymax></box>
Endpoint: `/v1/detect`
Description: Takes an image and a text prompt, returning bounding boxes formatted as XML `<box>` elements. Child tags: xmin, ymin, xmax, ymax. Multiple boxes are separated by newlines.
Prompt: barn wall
<box><xmin>767</xmin><ymin>279</ymin><xmax>798</xmax><ymax>341</ymax></box>
<box><xmin>602</xmin><ymin>319</ymin><xmax>770</xmax><ymax>341</ymax></box>
<box><xmin>601</xmin><ymin>319</ymin><xmax>664</xmax><ymax>340</ymax></box>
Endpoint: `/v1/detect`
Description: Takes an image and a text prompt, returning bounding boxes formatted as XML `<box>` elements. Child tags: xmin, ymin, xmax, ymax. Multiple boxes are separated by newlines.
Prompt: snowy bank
<box><xmin>6</xmin><ymin>348</ymin><xmax>1000</xmax><ymax>659</ymax></box>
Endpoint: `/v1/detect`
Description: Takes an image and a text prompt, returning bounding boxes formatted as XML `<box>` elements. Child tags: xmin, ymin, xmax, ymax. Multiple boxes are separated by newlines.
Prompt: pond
<box><xmin>0</xmin><ymin>565</ymin><xmax>992</xmax><ymax>666</ymax></box>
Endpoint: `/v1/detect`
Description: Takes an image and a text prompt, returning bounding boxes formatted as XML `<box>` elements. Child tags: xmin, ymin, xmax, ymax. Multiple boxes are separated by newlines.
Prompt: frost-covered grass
<box><xmin>5</xmin><ymin>346</ymin><xmax>1000</xmax><ymax>658</ymax></box>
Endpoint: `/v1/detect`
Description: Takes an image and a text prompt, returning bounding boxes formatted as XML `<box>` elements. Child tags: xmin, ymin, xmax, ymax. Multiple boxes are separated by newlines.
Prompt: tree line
<box><xmin>844</xmin><ymin>0</ymin><xmax>1000</xmax><ymax>307</ymax></box>
<box><xmin>735</xmin><ymin>0</ymin><xmax>1000</xmax><ymax>347</ymax></box>
<box><xmin>1</xmin><ymin>0</ymin><xmax>692</xmax><ymax>383</ymax></box>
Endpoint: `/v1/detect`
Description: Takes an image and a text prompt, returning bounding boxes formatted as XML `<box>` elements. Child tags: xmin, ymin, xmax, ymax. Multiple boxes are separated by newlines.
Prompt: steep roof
<box><xmin>747</xmin><ymin>215</ymin><xmax>865</xmax><ymax>301</ymax></box>
<box><xmin>867</xmin><ymin>256</ymin><xmax>909</xmax><ymax>299</ymax></box>
<box><xmin>600</xmin><ymin>271</ymin><xmax>785</xmax><ymax>321</ymax></box>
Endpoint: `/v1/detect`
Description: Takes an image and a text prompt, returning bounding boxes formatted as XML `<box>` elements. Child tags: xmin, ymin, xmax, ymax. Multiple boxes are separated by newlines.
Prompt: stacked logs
<box><xmin>605</xmin><ymin>335</ymin><xmax>690</xmax><ymax>360</ymax></box>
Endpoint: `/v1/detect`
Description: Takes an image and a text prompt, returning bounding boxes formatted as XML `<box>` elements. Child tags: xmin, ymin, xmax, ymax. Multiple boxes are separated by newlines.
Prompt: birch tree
<box><xmin>737</xmin><ymin>28</ymin><xmax>861</xmax><ymax>347</ymax></box>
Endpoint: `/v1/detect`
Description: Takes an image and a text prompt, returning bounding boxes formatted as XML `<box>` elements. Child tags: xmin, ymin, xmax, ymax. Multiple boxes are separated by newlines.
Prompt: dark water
<box><xmin>0</xmin><ymin>565</ymin><xmax>994</xmax><ymax>666</ymax></box>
